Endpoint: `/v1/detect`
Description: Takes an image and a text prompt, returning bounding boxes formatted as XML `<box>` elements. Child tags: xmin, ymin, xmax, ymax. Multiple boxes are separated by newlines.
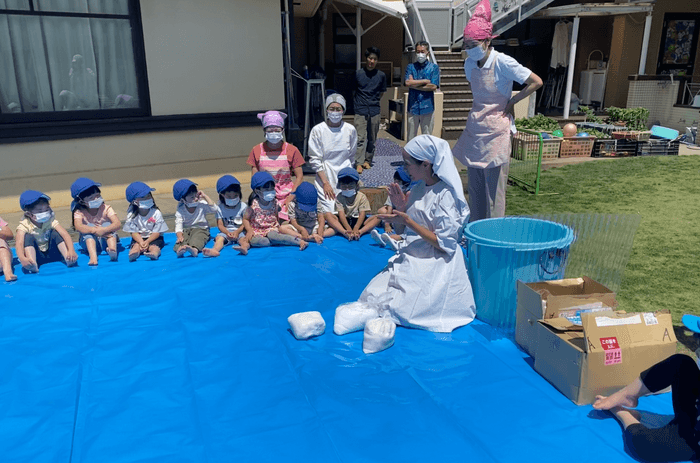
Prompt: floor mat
<box><xmin>0</xmin><ymin>233</ymin><xmax>682</xmax><ymax>462</ymax></box>
<box><xmin>359</xmin><ymin>138</ymin><xmax>404</xmax><ymax>188</ymax></box>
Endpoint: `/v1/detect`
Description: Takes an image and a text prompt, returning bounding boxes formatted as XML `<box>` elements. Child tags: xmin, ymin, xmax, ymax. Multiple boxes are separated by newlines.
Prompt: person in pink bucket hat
<box><xmin>452</xmin><ymin>0</ymin><xmax>542</xmax><ymax>222</ymax></box>
<box><xmin>246</xmin><ymin>110</ymin><xmax>305</xmax><ymax>223</ymax></box>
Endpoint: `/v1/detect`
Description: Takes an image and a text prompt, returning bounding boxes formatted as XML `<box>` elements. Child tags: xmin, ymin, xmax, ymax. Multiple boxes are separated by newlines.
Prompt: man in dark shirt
<box><xmin>353</xmin><ymin>46</ymin><xmax>387</xmax><ymax>173</ymax></box>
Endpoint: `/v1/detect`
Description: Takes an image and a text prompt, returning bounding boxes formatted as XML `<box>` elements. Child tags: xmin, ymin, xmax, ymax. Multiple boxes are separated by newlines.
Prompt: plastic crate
<box><xmin>593</xmin><ymin>139</ymin><xmax>638</xmax><ymax>157</ymax></box>
<box><xmin>559</xmin><ymin>136</ymin><xmax>595</xmax><ymax>157</ymax></box>
<box><xmin>612</xmin><ymin>131</ymin><xmax>651</xmax><ymax>141</ymax></box>
<box><xmin>512</xmin><ymin>134</ymin><xmax>562</xmax><ymax>161</ymax></box>
<box><xmin>636</xmin><ymin>138</ymin><xmax>680</xmax><ymax>156</ymax></box>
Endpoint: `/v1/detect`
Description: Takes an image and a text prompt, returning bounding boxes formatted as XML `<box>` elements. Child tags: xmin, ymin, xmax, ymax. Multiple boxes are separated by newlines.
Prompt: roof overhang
<box><xmin>293</xmin><ymin>0</ymin><xmax>407</xmax><ymax>19</ymax></box>
<box><xmin>532</xmin><ymin>1</ymin><xmax>654</xmax><ymax>18</ymax></box>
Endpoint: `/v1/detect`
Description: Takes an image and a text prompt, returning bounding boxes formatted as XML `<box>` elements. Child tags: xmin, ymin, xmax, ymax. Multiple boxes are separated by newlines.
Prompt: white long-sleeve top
<box><xmin>308</xmin><ymin>121</ymin><xmax>357</xmax><ymax>213</ymax></box>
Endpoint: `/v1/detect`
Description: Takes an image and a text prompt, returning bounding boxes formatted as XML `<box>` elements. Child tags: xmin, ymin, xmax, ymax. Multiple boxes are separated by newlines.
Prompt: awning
<box><xmin>293</xmin><ymin>0</ymin><xmax>407</xmax><ymax>19</ymax></box>
<box><xmin>334</xmin><ymin>0</ymin><xmax>408</xmax><ymax>18</ymax></box>
<box><xmin>532</xmin><ymin>1</ymin><xmax>653</xmax><ymax>18</ymax></box>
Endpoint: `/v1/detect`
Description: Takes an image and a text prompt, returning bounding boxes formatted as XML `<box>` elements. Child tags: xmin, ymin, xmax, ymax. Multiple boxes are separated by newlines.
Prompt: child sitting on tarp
<box><xmin>71</xmin><ymin>177</ymin><xmax>122</xmax><ymax>265</ymax></box>
<box><xmin>325</xmin><ymin>167</ymin><xmax>380</xmax><ymax>240</ymax></box>
<box><xmin>15</xmin><ymin>190</ymin><xmax>78</xmax><ymax>273</ymax></box>
<box><xmin>287</xmin><ymin>181</ymin><xmax>335</xmax><ymax>244</ymax></box>
<box><xmin>372</xmin><ymin>166</ymin><xmax>413</xmax><ymax>251</ymax></box>
<box><xmin>235</xmin><ymin>172</ymin><xmax>308</xmax><ymax>255</ymax></box>
<box><xmin>173</xmin><ymin>179</ymin><xmax>217</xmax><ymax>258</ymax></box>
<box><xmin>203</xmin><ymin>175</ymin><xmax>247</xmax><ymax>257</ymax></box>
<box><xmin>123</xmin><ymin>181</ymin><xmax>168</xmax><ymax>261</ymax></box>
<box><xmin>0</xmin><ymin>215</ymin><xmax>17</xmax><ymax>281</ymax></box>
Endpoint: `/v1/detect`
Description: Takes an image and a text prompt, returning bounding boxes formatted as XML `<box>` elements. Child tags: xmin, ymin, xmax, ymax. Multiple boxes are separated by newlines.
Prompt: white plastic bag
<box><xmin>334</xmin><ymin>302</ymin><xmax>378</xmax><ymax>335</ymax></box>
<box><xmin>362</xmin><ymin>317</ymin><xmax>396</xmax><ymax>354</ymax></box>
<box><xmin>288</xmin><ymin>311</ymin><xmax>326</xmax><ymax>340</ymax></box>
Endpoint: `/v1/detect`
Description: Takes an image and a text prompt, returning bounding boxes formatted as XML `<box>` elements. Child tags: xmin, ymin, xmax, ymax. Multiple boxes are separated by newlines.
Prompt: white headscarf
<box><xmin>325</xmin><ymin>93</ymin><xmax>346</xmax><ymax>112</ymax></box>
<box><xmin>404</xmin><ymin>135</ymin><xmax>469</xmax><ymax>218</ymax></box>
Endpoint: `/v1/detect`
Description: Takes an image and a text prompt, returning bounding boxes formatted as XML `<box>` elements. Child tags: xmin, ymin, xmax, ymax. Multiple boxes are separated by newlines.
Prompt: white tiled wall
<box><xmin>627</xmin><ymin>81</ymin><xmax>700</xmax><ymax>132</ymax></box>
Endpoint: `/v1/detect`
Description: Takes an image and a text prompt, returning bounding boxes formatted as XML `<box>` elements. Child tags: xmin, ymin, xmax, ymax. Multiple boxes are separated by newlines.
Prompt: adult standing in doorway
<box><xmin>308</xmin><ymin>94</ymin><xmax>358</xmax><ymax>214</ymax></box>
<box><xmin>451</xmin><ymin>0</ymin><xmax>542</xmax><ymax>221</ymax></box>
<box><xmin>354</xmin><ymin>46</ymin><xmax>387</xmax><ymax>174</ymax></box>
<box><xmin>405</xmin><ymin>41</ymin><xmax>440</xmax><ymax>140</ymax></box>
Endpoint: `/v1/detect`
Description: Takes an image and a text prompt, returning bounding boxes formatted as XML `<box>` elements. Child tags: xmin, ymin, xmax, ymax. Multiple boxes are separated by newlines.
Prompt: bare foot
<box><xmin>593</xmin><ymin>391</ymin><xmax>639</xmax><ymax>411</ymax></box>
<box><xmin>176</xmin><ymin>246</ymin><xmax>187</xmax><ymax>258</ymax></box>
<box><xmin>233</xmin><ymin>244</ymin><xmax>248</xmax><ymax>255</ymax></box>
<box><xmin>88</xmin><ymin>258</ymin><xmax>99</xmax><ymax>266</ymax></box>
<box><xmin>202</xmin><ymin>248</ymin><xmax>219</xmax><ymax>257</ymax></box>
<box><xmin>299</xmin><ymin>240</ymin><xmax>308</xmax><ymax>251</ymax></box>
<box><xmin>4</xmin><ymin>273</ymin><xmax>17</xmax><ymax>282</ymax></box>
<box><xmin>313</xmin><ymin>235</ymin><xmax>323</xmax><ymax>245</ymax></box>
<box><xmin>144</xmin><ymin>251</ymin><xmax>159</xmax><ymax>260</ymax></box>
<box><xmin>129</xmin><ymin>252</ymin><xmax>140</xmax><ymax>262</ymax></box>
<box><xmin>107</xmin><ymin>248</ymin><xmax>118</xmax><ymax>261</ymax></box>
<box><xmin>24</xmin><ymin>264</ymin><xmax>38</xmax><ymax>274</ymax></box>
<box><xmin>187</xmin><ymin>247</ymin><xmax>199</xmax><ymax>257</ymax></box>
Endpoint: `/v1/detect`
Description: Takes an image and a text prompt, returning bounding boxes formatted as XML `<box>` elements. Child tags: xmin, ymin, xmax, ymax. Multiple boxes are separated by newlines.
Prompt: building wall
<box><xmin>0</xmin><ymin>0</ymin><xmax>283</xmax><ymax>208</ymax></box>
<box><xmin>605</xmin><ymin>0</ymin><xmax>700</xmax><ymax>108</ymax></box>
<box><xmin>572</xmin><ymin>17</ymin><xmax>613</xmax><ymax>101</ymax></box>
<box><xmin>627</xmin><ymin>80</ymin><xmax>700</xmax><ymax>132</ymax></box>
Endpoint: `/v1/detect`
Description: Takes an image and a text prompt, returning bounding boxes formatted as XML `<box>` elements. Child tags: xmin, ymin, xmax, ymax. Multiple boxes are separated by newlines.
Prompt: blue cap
<box><xmin>70</xmin><ymin>177</ymin><xmax>101</xmax><ymax>199</ymax></box>
<box><xmin>126</xmin><ymin>181</ymin><xmax>155</xmax><ymax>203</ymax></box>
<box><xmin>173</xmin><ymin>179</ymin><xmax>197</xmax><ymax>201</ymax></box>
<box><xmin>20</xmin><ymin>190</ymin><xmax>51</xmax><ymax>210</ymax></box>
<box><xmin>337</xmin><ymin>167</ymin><xmax>360</xmax><ymax>183</ymax></box>
<box><xmin>294</xmin><ymin>182</ymin><xmax>317</xmax><ymax>212</ymax></box>
<box><xmin>395</xmin><ymin>166</ymin><xmax>411</xmax><ymax>185</ymax></box>
<box><xmin>216</xmin><ymin>175</ymin><xmax>241</xmax><ymax>194</ymax></box>
<box><xmin>251</xmin><ymin>171</ymin><xmax>275</xmax><ymax>190</ymax></box>
<box><xmin>683</xmin><ymin>314</ymin><xmax>700</xmax><ymax>334</ymax></box>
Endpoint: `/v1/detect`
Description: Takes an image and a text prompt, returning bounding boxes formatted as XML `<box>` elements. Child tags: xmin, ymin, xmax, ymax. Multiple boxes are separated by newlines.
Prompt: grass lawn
<box><xmin>506</xmin><ymin>155</ymin><xmax>700</xmax><ymax>351</ymax></box>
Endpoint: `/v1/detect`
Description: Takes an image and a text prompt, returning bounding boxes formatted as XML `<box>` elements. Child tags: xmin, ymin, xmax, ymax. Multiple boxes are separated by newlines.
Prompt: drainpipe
<box><xmin>563</xmin><ymin>15</ymin><xmax>580</xmax><ymax>119</ymax></box>
<box><xmin>638</xmin><ymin>13</ymin><xmax>652</xmax><ymax>75</ymax></box>
<box><xmin>356</xmin><ymin>6</ymin><xmax>362</xmax><ymax>69</ymax></box>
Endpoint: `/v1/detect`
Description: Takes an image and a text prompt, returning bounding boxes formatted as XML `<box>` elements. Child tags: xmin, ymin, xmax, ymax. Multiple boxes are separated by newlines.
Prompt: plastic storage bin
<box><xmin>463</xmin><ymin>218</ymin><xmax>575</xmax><ymax>332</ymax></box>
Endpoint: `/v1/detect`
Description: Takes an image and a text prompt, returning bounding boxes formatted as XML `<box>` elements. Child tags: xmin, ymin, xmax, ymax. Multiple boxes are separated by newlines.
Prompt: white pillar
<box><xmin>638</xmin><ymin>14</ymin><xmax>653</xmax><ymax>75</ymax></box>
<box><xmin>563</xmin><ymin>15</ymin><xmax>580</xmax><ymax>119</ymax></box>
<box><xmin>356</xmin><ymin>7</ymin><xmax>362</xmax><ymax>70</ymax></box>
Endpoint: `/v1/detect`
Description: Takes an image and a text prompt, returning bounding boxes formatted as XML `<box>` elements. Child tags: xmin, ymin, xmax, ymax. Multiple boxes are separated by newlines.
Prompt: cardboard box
<box><xmin>516</xmin><ymin>277</ymin><xmax>618</xmax><ymax>358</ymax></box>
<box><xmin>534</xmin><ymin>310</ymin><xmax>677</xmax><ymax>405</ymax></box>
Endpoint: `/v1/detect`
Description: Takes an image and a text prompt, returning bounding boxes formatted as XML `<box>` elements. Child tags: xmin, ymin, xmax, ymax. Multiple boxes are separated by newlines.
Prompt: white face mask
<box><xmin>327</xmin><ymin>111</ymin><xmax>343</xmax><ymax>123</ymax></box>
<box><xmin>340</xmin><ymin>189</ymin><xmax>356</xmax><ymax>198</ymax></box>
<box><xmin>87</xmin><ymin>197</ymin><xmax>104</xmax><ymax>209</ymax></box>
<box><xmin>34</xmin><ymin>211</ymin><xmax>53</xmax><ymax>223</ymax></box>
<box><xmin>467</xmin><ymin>44</ymin><xmax>486</xmax><ymax>61</ymax></box>
<box><xmin>224</xmin><ymin>197</ymin><xmax>240</xmax><ymax>207</ymax></box>
<box><xmin>416</xmin><ymin>53</ymin><xmax>427</xmax><ymax>64</ymax></box>
<box><xmin>262</xmin><ymin>191</ymin><xmax>276</xmax><ymax>202</ymax></box>
<box><xmin>265</xmin><ymin>132</ymin><xmax>284</xmax><ymax>144</ymax></box>
<box><xmin>138</xmin><ymin>199</ymin><xmax>154</xmax><ymax>210</ymax></box>
<box><xmin>186</xmin><ymin>201</ymin><xmax>199</xmax><ymax>208</ymax></box>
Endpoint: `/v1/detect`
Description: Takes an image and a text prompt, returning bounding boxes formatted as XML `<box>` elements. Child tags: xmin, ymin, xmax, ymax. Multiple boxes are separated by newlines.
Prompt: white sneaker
<box><xmin>381</xmin><ymin>233</ymin><xmax>400</xmax><ymax>252</ymax></box>
<box><xmin>371</xmin><ymin>229</ymin><xmax>386</xmax><ymax>247</ymax></box>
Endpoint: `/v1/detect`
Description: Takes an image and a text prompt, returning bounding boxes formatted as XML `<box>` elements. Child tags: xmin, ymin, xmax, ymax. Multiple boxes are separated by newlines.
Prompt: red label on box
<box><xmin>600</xmin><ymin>337</ymin><xmax>621</xmax><ymax>365</ymax></box>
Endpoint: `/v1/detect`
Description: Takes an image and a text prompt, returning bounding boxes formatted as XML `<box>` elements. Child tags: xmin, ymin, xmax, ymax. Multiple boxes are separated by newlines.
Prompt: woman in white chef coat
<box><xmin>359</xmin><ymin>135</ymin><xmax>476</xmax><ymax>333</ymax></box>
<box><xmin>307</xmin><ymin>94</ymin><xmax>357</xmax><ymax>213</ymax></box>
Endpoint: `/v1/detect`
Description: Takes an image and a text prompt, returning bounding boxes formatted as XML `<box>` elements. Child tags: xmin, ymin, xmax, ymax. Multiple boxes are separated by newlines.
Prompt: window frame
<box><xmin>0</xmin><ymin>0</ymin><xmax>152</xmax><ymax>125</ymax></box>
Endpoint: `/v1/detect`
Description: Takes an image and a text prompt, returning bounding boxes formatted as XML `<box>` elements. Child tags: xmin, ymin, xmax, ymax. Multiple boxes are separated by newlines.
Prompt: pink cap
<box><xmin>257</xmin><ymin>110</ymin><xmax>287</xmax><ymax>129</ymax></box>
<box><xmin>464</xmin><ymin>0</ymin><xmax>495</xmax><ymax>40</ymax></box>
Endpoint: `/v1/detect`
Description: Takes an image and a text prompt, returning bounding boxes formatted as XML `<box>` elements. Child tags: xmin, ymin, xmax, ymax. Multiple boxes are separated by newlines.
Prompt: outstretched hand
<box><xmin>377</xmin><ymin>210</ymin><xmax>409</xmax><ymax>226</ymax></box>
<box><xmin>387</xmin><ymin>183</ymin><xmax>408</xmax><ymax>211</ymax></box>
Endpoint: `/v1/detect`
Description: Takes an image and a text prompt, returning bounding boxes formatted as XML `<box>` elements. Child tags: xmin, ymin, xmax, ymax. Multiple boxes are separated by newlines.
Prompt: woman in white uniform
<box><xmin>359</xmin><ymin>135</ymin><xmax>476</xmax><ymax>333</ymax></box>
<box><xmin>452</xmin><ymin>0</ymin><xmax>542</xmax><ymax>222</ymax></box>
<box><xmin>308</xmin><ymin>94</ymin><xmax>358</xmax><ymax>213</ymax></box>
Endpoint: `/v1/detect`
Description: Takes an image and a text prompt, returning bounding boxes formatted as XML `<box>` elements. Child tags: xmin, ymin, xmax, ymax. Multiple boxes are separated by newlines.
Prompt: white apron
<box><xmin>309</xmin><ymin>122</ymin><xmax>355</xmax><ymax>212</ymax></box>
<box><xmin>359</xmin><ymin>181</ymin><xmax>476</xmax><ymax>333</ymax></box>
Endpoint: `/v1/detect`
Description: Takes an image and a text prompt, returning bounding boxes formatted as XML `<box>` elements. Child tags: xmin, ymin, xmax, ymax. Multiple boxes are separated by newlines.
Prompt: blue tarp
<box><xmin>0</xmin><ymin>233</ymin><xmax>680</xmax><ymax>462</ymax></box>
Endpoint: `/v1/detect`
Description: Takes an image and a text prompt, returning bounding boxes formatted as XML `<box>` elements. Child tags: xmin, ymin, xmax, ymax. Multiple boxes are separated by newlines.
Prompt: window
<box><xmin>0</xmin><ymin>0</ymin><xmax>149</xmax><ymax>122</ymax></box>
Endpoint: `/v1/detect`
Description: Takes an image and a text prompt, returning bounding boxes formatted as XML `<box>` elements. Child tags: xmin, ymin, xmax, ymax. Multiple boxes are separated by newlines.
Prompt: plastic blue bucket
<box><xmin>463</xmin><ymin>218</ymin><xmax>575</xmax><ymax>332</ymax></box>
